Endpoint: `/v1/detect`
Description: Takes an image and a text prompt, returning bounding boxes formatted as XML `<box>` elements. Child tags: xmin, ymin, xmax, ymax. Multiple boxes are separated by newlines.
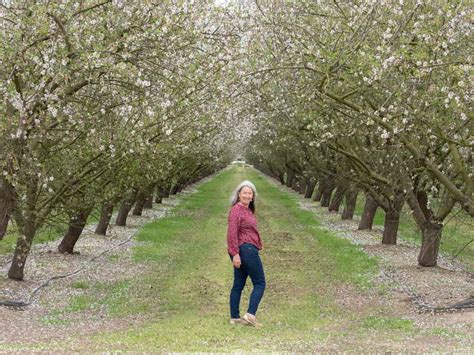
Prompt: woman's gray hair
<box><xmin>230</xmin><ymin>180</ymin><xmax>257</xmax><ymax>206</ymax></box>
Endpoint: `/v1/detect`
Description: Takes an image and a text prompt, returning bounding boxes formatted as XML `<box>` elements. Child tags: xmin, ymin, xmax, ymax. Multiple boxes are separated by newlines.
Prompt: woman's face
<box><xmin>238</xmin><ymin>186</ymin><xmax>254</xmax><ymax>206</ymax></box>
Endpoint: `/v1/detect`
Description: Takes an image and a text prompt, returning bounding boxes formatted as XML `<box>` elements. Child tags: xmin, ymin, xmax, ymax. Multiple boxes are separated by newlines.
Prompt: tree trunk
<box><xmin>381</xmin><ymin>193</ymin><xmax>405</xmax><ymax>245</ymax></box>
<box><xmin>132</xmin><ymin>190</ymin><xmax>148</xmax><ymax>216</ymax></box>
<box><xmin>382</xmin><ymin>210</ymin><xmax>400</xmax><ymax>245</ymax></box>
<box><xmin>358</xmin><ymin>195</ymin><xmax>378</xmax><ymax>230</ymax></box>
<box><xmin>405</xmin><ymin>188</ymin><xmax>446</xmax><ymax>268</ymax></box>
<box><xmin>58</xmin><ymin>209</ymin><xmax>92</xmax><ymax>254</ymax></box>
<box><xmin>0</xmin><ymin>179</ymin><xmax>15</xmax><ymax>240</ymax></box>
<box><xmin>8</xmin><ymin>177</ymin><xmax>37</xmax><ymax>280</ymax></box>
<box><xmin>144</xmin><ymin>193</ymin><xmax>153</xmax><ymax>209</ymax></box>
<box><xmin>155</xmin><ymin>192</ymin><xmax>163</xmax><ymax>204</ymax></box>
<box><xmin>291</xmin><ymin>178</ymin><xmax>299</xmax><ymax>192</ymax></box>
<box><xmin>154</xmin><ymin>185</ymin><xmax>163</xmax><ymax>204</ymax></box>
<box><xmin>342</xmin><ymin>189</ymin><xmax>359</xmax><ymax>220</ymax></box>
<box><xmin>115</xmin><ymin>193</ymin><xmax>136</xmax><ymax>226</ymax></box>
<box><xmin>285</xmin><ymin>168</ymin><xmax>295</xmax><ymax>188</ymax></box>
<box><xmin>418</xmin><ymin>222</ymin><xmax>443</xmax><ymax>267</ymax></box>
<box><xmin>161</xmin><ymin>186</ymin><xmax>170</xmax><ymax>198</ymax></box>
<box><xmin>170</xmin><ymin>183</ymin><xmax>180</xmax><ymax>195</ymax></box>
<box><xmin>320</xmin><ymin>185</ymin><xmax>335</xmax><ymax>207</ymax></box>
<box><xmin>298</xmin><ymin>179</ymin><xmax>306</xmax><ymax>194</ymax></box>
<box><xmin>95</xmin><ymin>203</ymin><xmax>114</xmax><ymax>235</ymax></box>
<box><xmin>313</xmin><ymin>182</ymin><xmax>323</xmax><ymax>202</ymax></box>
<box><xmin>278</xmin><ymin>173</ymin><xmax>285</xmax><ymax>185</ymax></box>
<box><xmin>328</xmin><ymin>185</ymin><xmax>348</xmax><ymax>212</ymax></box>
<box><xmin>0</xmin><ymin>214</ymin><xmax>9</xmax><ymax>240</ymax></box>
<box><xmin>8</xmin><ymin>222</ymin><xmax>36</xmax><ymax>280</ymax></box>
<box><xmin>304</xmin><ymin>179</ymin><xmax>316</xmax><ymax>199</ymax></box>
<box><xmin>176</xmin><ymin>183</ymin><xmax>185</xmax><ymax>193</ymax></box>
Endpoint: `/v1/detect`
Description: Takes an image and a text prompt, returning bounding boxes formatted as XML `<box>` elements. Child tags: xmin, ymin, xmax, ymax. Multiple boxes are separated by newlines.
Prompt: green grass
<box><xmin>428</xmin><ymin>327</ymin><xmax>472</xmax><ymax>340</ymax></box>
<box><xmin>260</xmin><ymin>177</ymin><xmax>378</xmax><ymax>290</ymax></box>
<box><xmin>361</xmin><ymin>316</ymin><xmax>414</xmax><ymax>331</ymax></box>
<box><xmin>68</xmin><ymin>295</ymin><xmax>94</xmax><ymax>312</ymax></box>
<box><xmin>108</xmin><ymin>254</ymin><xmax>119</xmax><ymax>262</ymax></box>
<box><xmin>78</xmin><ymin>166</ymin><xmax>396</xmax><ymax>351</ymax></box>
<box><xmin>71</xmin><ymin>280</ymin><xmax>89</xmax><ymax>289</ymax></box>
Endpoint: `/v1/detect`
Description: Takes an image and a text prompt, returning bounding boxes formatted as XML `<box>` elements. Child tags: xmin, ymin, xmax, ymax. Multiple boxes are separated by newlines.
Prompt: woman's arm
<box><xmin>227</xmin><ymin>207</ymin><xmax>240</xmax><ymax>262</ymax></box>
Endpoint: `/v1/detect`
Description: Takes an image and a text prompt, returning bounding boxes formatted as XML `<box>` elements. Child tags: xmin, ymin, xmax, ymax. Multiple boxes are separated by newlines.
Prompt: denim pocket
<box><xmin>241</xmin><ymin>243</ymin><xmax>257</xmax><ymax>255</ymax></box>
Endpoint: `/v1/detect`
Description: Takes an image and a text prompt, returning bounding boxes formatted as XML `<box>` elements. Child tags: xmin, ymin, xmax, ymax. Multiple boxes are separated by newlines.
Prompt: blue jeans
<box><xmin>229</xmin><ymin>243</ymin><xmax>266</xmax><ymax>318</ymax></box>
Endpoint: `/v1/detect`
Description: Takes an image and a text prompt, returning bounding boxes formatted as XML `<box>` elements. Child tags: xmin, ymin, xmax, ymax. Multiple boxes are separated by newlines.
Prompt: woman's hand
<box><xmin>232</xmin><ymin>254</ymin><xmax>241</xmax><ymax>268</ymax></box>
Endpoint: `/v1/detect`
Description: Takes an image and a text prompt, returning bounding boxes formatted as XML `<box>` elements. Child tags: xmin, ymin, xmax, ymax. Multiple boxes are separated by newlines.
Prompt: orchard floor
<box><xmin>0</xmin><ymin>165</ymin><xmax>472</xmax><ymax>352</ymax></box>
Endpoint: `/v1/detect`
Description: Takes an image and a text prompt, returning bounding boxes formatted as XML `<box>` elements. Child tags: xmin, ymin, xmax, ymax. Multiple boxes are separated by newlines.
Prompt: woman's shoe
<box><xmin>242</xmin><ymin>313</ymin><xmax>262</xmax><ymax>328</ymax></box>
<box><xmin>229</xmin><ymin>318</ymin><xmax>247</xmax><ymax>325</ymax></box>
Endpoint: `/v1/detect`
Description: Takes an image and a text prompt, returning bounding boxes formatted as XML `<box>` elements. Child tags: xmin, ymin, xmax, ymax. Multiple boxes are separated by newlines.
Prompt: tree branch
<box><xmin>72</xmin><ymin>0</ymin><xmax>112</xmax><ymax>17</ymax></box>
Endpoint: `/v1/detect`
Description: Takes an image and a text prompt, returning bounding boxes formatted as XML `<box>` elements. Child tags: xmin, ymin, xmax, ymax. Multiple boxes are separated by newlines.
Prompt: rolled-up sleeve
<box><xmin>227</xmin><ymin>207</ymin><xmax>240</xmax><ymax>257</ymax></box>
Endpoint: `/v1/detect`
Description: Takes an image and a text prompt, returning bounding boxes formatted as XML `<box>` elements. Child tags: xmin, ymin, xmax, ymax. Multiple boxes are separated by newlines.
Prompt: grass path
<box><xmin>3</xmin><ymin>165</ymin><xmax>471</xmax><ymax>352</ymax></box>
<box><xmin>87</xmin><ymin>165</ymin><xmax>380</xmax><ymax>352</ymax></box>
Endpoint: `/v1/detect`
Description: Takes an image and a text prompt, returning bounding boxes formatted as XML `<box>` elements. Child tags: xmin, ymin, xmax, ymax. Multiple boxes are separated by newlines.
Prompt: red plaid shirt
<box><xmin>227</xmin><ymin>203</ymin><xmax>262</xmax><ymax>257</ymax></box>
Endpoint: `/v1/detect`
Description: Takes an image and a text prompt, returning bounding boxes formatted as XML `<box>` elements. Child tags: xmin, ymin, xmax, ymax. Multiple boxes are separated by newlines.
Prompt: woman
<box><xmin>227</xmin><ymin>180</ymin><xmax>266</xmax><ymax>327</ymax></box>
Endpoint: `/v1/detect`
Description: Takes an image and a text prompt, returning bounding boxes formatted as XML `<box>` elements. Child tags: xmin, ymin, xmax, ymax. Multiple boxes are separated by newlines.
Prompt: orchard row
<box><xmin>0</xmin><ymin>1</ymin><xmax>240</xmax><ymax>280</ymax></box>
<box><xmin>239</xmin><ymin>1</ymin><xmax>472</xmax><ymax>267</ymax></box>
